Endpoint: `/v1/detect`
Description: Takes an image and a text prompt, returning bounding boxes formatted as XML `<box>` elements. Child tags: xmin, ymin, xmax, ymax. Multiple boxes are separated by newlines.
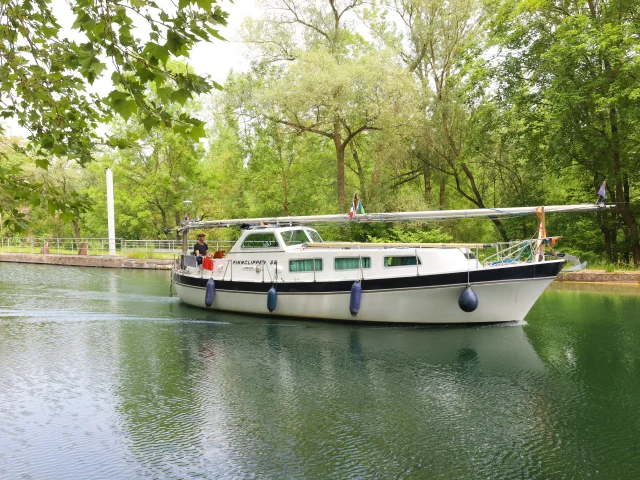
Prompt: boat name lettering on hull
<box><xmin>232</xmin><ymin>260</ymin><xmax>273</xmax><ymax>265</ymax></box>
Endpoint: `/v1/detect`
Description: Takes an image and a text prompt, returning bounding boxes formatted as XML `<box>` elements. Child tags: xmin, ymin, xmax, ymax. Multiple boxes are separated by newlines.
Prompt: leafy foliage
<box><xmin>0</xmin><ymin>0</ymin><xmax>227</xmax><ymax>230</ymax></box>
<box><xmin>6</xmin><ymin>0</ymin><xmax>640</xmax><ymax>267</ymax></box>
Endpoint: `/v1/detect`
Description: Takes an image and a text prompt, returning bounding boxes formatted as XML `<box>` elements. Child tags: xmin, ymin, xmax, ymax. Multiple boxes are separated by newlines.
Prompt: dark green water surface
<box><xmin>1</xmin><ymin>263</ymin><xmax>639</xmax><ymax>479</ymax></box>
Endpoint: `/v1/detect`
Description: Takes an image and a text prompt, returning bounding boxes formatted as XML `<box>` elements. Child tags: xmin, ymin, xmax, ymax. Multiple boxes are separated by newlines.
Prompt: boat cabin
<box><xmin>182</xmin><ymin>225</ymin><xmax>479</xmax><ymax>283</ymax></box>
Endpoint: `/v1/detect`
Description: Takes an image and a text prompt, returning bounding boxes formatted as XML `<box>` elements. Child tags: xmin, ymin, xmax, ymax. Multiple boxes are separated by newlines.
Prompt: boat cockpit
<box><xmin>229</xmin><ymin>226</ymin><xmax>323</xmax><ymax>253</ymax></box>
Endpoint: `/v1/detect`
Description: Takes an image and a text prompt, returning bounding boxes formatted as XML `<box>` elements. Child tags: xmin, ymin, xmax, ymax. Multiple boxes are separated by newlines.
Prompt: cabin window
<box><xmin>289</xmin><ymin>259</ymin><xmax>322</xmax><ymax>272</ymax></box>
<box><xmin>334</xmin><ymin>257</ymin><xmax>371</xmax><ymax>270</ymax></box>
<box><xmin>241</xmin><ymin>233</ymin><xmax>280</xmax><ymax>249</ymax></box>
<box><xmin>281</xmin><ymin>229</ymin><xmax>310</xmax><ymax>246</ymax></box>
<box><xmin>306</xmin><ymin>229</ymin><xmax>323</xmax><ymax>243</ymax></box>
<box><xmin>384</xmin><ymin>256</ymin><xmax>421</xmax><ymax>267</ymax></box>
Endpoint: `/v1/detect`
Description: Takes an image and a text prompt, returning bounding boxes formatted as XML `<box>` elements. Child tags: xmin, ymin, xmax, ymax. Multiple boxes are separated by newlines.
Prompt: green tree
<box><xmin>0</xmin><ymin>138</ymin><xmax>87</xmax><ymax>231</ymax></box>
<box><xmin>367</xmin><ymin>0</ymin><xmax>527</xmax><ymax>241</ymax></box>
<box><xmin>88</xmin><ymin>119</ymin><xmax>206</xmax><ymax>239</ymax></box>
<box><xmin>240</xmin><ymin>0</ymin><xmax>418</xmax><ymax>212</ymax></box>
<box><xmin>486</xmin><ymin>0</ymin><xmax>640</xmax><ymax>263</ymax></box>
<box><xmin>0</xmin><ymin>0</ymin><xmax>227</xmax><ymax>229</ymax></box>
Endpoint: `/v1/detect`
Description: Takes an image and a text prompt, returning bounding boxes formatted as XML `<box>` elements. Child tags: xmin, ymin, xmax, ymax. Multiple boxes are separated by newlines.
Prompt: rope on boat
<box><xmin>221</xmin><ymin>260</ymin><xmax>230</xmax><ymax>281</ymax></box>
<box><xmin>467</xmin><ymin>244</ymin><xmax>470</xmax><ymax>287</ymax></box>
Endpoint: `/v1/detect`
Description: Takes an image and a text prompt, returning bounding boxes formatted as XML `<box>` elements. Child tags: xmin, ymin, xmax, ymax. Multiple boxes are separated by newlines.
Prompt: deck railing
<box><xmin>0</xmin><ymin>237</ymin><xmax>557</xmax><ymax>263</ymax></box>
<box><xmin>481</xmin><ymin>238</ymin><xmax>559</xmax><ymax>266</ymax></box>
<box><xmin>121</xmin><ymin>240</ymin><xmax>236</xmax><ymax>259</ymax></box>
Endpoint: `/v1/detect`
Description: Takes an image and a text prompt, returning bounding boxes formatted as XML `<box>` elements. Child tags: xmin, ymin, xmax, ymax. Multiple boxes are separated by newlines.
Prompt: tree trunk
<box><xmin>282</xmin><ymin>174</ymin><xmax>289</xmax><ymax>214</ymax></box>
<box><xmin>596</xmin><ymin>212</ymin><xmax>614</xmax><ymax>263</ymax></box>
<box><xmin>459</xmin><ymin>163</ymin><xmax>510</xmax><ymax>242</ymax></box>
<box><xmin>610</xmin><ymin>107</ymin><xmax>640</xmax><ymax>265</ymax></box>
<box><xmin>351</xmin><ymin>147</ymin><xmax>366</xmax><ymax>204</ymax></box>
<box><xmin>439</xmin><ymin>175</ymin><xmax>446</xmax><ymax>210</ymax></box>
<box><xmin>333</xmin><ymin>118</ymin><xmax>345</xmax><ymax>212</ymax></box>
<box><xmin>158</xmin><ymin>205</ymin><xmax>166</xmax><ymax>228</ymax></box>
<box><xmin>615</xmin><ymin>186</ymin><xmax>639</xmax><ymax>265</ymax></box>
<box><xmin>423</xmin><ymin>164</ymin><xmax>431</xmax><ymax>203</ymax></box>
<box><xmin>72</xmin><ymin>218</ymin><xmax>80</xmax><ymax>239</ymax></box>
<box><xmin>602</xmin><ymin>225</ymin><xmax>613</xmax><ymax>263</ymax></box>
<box><xmin>488</xmin><ymin>217</ymin><xmax>509</xmax><ymax>242</ymax></box>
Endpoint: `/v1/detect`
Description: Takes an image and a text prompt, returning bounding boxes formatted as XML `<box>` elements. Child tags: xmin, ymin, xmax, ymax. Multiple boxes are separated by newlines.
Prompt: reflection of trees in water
<box><xmin>113</xmin><ymin>321</ymin><xmax>221</xmax><ymax>477</ymax></box>
<box><xmin>7</xmin><ymin>264</ymin><xmax>638</xmax><ymax>477</ymax></box>
<box><xmin>349</xmin><ymin>330</ymin><xmax>364</xmax><ymax>365</ymax></box>
<box><xmin>108</xmin><ymin>308</ymin><xmax>640</xmax><ymax>478</ymax></box>
<box><xmin>456</xmin><ymin>347</ymin><xmax>479</xmax><ymax>369</ymax></box>
<box><xmin>184</xmin><ymin>320</ymin><xmax>548</xmax><ymax>477</ymax></box>
<box><xmin>524</xmin><ymin>289</ymin><xmax>640</xmax><ymax>478</ymax></box>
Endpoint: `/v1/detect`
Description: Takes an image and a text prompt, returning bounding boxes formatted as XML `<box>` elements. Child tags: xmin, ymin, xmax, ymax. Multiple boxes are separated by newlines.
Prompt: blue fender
<box><xmin>458</xmin><ymin>286</ymin><xmax>478</xmax><ymax>313</ymax></box>
<box><xmin>350</xmin><ymin>281</ymin><xmax>362</xmax><ymax>317</ymax></box>
<box><xmin>267</xmin><ymin>286</ymin><xmax>277</xmax><ymax>312</ymax></box>
<box><xmin>205</xmin><ymin>278</ymin><xmax>215</xmax><ymax>307</ymax></box>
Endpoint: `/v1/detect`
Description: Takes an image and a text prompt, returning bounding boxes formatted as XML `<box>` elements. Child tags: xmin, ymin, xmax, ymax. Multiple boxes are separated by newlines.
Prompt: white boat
<box><xmin>171</xmin><ymin>204</ymin><xmax>610</xmax><ymax>324</ymax></box>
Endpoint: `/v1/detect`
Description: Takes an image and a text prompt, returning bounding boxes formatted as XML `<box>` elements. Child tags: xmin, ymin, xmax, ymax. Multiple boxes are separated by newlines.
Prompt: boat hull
<box><xmin>173</xmin><ymin>261</ymin><xmax>563</xmax><ymax>324</ymax></box>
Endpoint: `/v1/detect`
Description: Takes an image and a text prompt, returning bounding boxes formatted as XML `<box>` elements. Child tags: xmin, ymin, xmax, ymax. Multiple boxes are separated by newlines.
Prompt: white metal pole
<box><xmin>106</xmin><ymin>168</ymin><xmax>116</xmax><ymax>256</ymax></box>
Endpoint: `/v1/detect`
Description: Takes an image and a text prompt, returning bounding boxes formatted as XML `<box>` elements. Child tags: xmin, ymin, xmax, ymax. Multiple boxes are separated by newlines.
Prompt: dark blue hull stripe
<box><xmin>174</xmin><ymin>261</ymin><xmax>564</xmax><ymax>294</ymax></box>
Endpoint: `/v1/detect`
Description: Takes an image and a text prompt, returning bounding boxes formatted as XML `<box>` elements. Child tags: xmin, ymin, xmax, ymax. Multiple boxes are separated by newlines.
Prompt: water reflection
<box><xmin>107</xmin><ymin>312</ymin><xmax>547</xmax><ymax>478</ymax></box>
<box><xmin>550</xmin><ymin>280</ymin><xmax>640</xmax><ymax>296</ymax></box>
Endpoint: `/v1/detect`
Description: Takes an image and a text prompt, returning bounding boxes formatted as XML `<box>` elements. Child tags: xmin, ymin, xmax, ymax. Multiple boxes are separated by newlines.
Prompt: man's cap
<box><xmin>197</xmin><ymin>233</ymin><xmax>206</xmax><ymax>238</ymax></box>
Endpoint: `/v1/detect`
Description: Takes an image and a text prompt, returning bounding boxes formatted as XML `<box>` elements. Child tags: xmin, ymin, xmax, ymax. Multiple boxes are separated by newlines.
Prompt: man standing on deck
<box><xmin>193</xmin><ymin>233</ymin><xmax>209</xmax><ymax>265</ymax></box>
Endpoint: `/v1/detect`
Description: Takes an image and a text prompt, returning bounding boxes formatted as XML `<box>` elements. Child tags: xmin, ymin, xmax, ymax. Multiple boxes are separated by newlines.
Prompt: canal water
<box><xmin>1</xmin><ymin>263</ymin><xmax>639</xmax><ymax>479</ymax></box>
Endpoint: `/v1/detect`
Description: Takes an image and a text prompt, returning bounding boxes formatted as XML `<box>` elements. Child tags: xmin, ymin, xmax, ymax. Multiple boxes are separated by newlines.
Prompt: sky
<box><xmin>4</xmin><ymin>0</ymin><xmax>258</xmax><ymax>137</ymax></box>
<box><xmin>191</xmin><ymin>0</ymin><xmax>257</xmax><ymax>84</ymax></box>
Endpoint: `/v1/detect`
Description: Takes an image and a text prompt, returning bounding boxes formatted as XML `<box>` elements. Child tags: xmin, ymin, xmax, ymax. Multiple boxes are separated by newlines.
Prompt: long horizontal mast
<box><xmin>177</xmin><ymin>204</ymin><xmax>613</xmax><ymax>232</ymax></box>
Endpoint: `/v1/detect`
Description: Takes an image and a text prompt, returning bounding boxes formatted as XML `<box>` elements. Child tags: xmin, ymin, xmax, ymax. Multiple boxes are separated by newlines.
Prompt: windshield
<box><xmin>306</xmin><ymin>229</ymin><xmax>323</xmax><ymax>243</ymax></box>
<box><xmin>241</xmin><ymin>232</ymin><xmax>280</xmax><ymax>249</ymax></box>
<box><xmin>281</xmin><ymin>229</ymin><xmax>310</xmax><ymax>246</ymax></box>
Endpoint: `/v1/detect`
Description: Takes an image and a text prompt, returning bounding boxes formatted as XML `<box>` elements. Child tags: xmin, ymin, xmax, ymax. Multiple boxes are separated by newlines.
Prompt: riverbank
<box><xmin>556</xmin><ymin>270</ymin><xmax>640</xmax><ymax>284</ymax></box>
<box><xmin>0</xmin><ymin>253</ymin><xmax>173</xmax><ymax>270</ymax></box>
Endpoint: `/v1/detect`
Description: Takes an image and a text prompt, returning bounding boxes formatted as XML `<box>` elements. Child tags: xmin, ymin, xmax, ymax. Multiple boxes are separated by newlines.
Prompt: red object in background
<box><xmin>203</xmin><ymin>257</ymin><xmax>214</xmax><ymax>271</ymax></box>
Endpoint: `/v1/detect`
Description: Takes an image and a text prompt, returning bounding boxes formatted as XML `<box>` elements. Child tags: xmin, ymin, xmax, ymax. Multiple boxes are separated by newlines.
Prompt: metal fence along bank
<box><xmin>0</xmin><ymin>238</ymin><xmax>236</xmax><ymax>260</ymax></box>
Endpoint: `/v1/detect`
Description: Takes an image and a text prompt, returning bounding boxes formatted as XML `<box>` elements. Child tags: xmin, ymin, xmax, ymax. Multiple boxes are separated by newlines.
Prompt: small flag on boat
<box><xmin>596</xmin><ymin>180</ymin><xmax>607</xmax><ymax>206</ymax></box>
<box><xmin>349</xmin><ymin>194</ymin><xmax>365</xmax><ymax>218</ymax></box>
<box><xmin>597</xmin><ymin>182</ymin><xmax>606</xmax><ymax>199</ymax></box>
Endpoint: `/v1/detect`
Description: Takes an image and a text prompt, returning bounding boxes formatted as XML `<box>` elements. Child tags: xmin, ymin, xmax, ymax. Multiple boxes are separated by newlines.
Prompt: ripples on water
<box><xmin>0</xmin><ymin>264</ymin><xmax>639</xmax><ymax>479</ymax></box>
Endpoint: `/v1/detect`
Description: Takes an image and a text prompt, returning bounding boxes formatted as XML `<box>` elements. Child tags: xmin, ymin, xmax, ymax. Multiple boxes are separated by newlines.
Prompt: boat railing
<box><xmin>122</xmin><ymin>240</ymin><xmax>237</xmax><ymax>259</ymax></box>
<box><xmin>482</xmin><ymin>238</ymin><xmax>560</xmax><ymax>266</ymax></box>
